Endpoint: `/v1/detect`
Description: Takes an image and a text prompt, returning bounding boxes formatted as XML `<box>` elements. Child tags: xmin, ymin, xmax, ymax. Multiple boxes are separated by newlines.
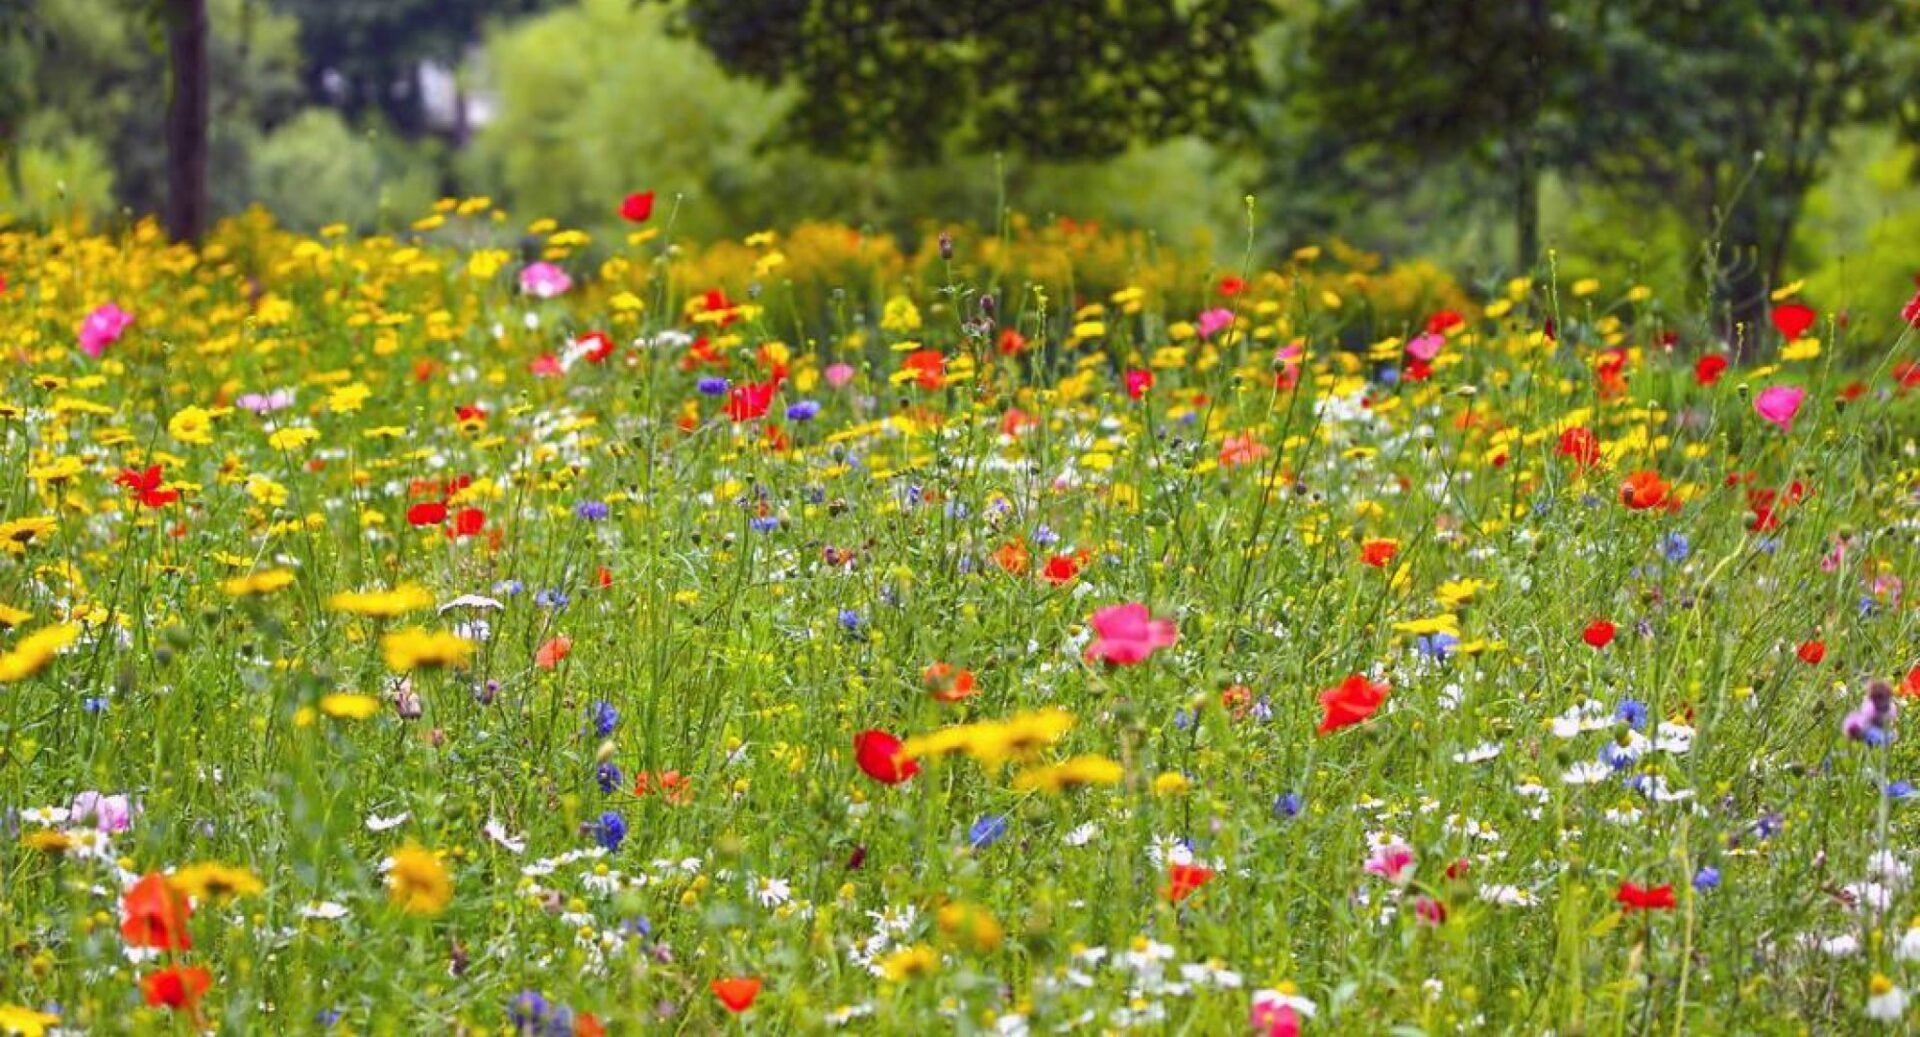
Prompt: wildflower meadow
<box><xmin>1</xmin><ymin>198</ymin><xmax>1919</xmax><ymax>1036</ymax></box>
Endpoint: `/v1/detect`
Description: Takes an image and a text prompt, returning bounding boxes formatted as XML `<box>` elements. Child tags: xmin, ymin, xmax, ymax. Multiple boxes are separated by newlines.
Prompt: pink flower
<box><xmin>1363</xmin><ymin>840</ymin><xmax>1415</xmax><ymax>884</ymax></box>
<box><xmin>1084</xmin><ymin>603</ymin><xmax>1178</xmax><ymax>666</ymax></box>
<box><xmin>78</xmin><ymin>302</ymin><xmax>134</xmax><ymax>358</ymax></box>
<box><xmin>1754</xmin><ymin>384</ymin><xmax>1806</xmax><ymax>432</ymax></box>
<box><xmin>824</xmin><ymin>363</ymin><xmax>856</xmax><ymax>388</ymax></box>
<box><xmin>70</xmin><ymin>791</ymin><xmax>134</xmax><ymax>833</ymax></box>
<box><xmin>529</xmin><ymin>354</ymin><xmax>565</xmax><ymax>378</ymax></box>
<box><xmin>518</xmin><ymin>262</ymin><xmax>573</xmax><ymax>299</ymax></box>
<box><xmin>1250</xmin><ymin>992</ymin><xmax>1309</xmax><ymax>1037</ymax></box>
<box><xmin>1196</xmin><ymin>308</ymin><xmax>1236</xmax><ymax>339</ymax></box>
<box><xmin>1405</xmin><ymin>331</ymin><xmax>1444</xmax><ymax>361</ymax></box>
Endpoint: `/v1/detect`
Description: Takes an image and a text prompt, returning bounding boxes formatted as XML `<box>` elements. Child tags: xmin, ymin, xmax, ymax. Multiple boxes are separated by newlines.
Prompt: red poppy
<box><xmin>1445</xmin><ymin>858</ymin><xmax>1471</xmax><ymax>880</ymax></box>
<box><xmin>1903</xmin><ymin>282</ymin><xmax>1920</xmax><ymax>328</ymax></box>
<box><xmin>620</xmin><ymin>190</ymin><xmax>656</xmax><ymax>223</ymax></box>
<box><xmin>1893</xmin><ymin>362</ymin><xmax>1920</xmax><ymax>389</ymax></box>
<box><xmin>1620</xmin><ymin>470</ymin><xmax>1671</xmax><ymax>511</ymax></box>
<box><xmin>1125</xmin><ymin>369</ymin><xmax>1153</xmax><ymax>400</ymax></box>
<box><xmin>1166</xmin><ymin>863</ymin><xmax>1215</xmax><ymax>902</ymax></box>
<box><xmin>1694</xmin><ymin>355</ymin><xmax>1729</xmax><ymax>386</ymax></box>
<box><xmin>1616</xmin><ymin>882</ymin><xmax>1676</xmax><ymax>911</ymax></box>
<box><xmin>726</xmin><ymin>381</ymin><xmax>778</xmax><ymax>422</ymax></box>
<box><xmin>1317</xmin><ymin>674</ymin><xmax>1390</xmax><ymax>736</ymax></box>
<box><xmin>1557</xmin><ymin>427</ymin><xmax>1601</xmax><ymax>469</ymax></box>
<box><xmin>1040</xmin><ymin>553</ymin><xmax>1083</xmax><ymax>585</ymax></box>
<box><xmin>710</xmin><ymin>977</ymin><xmax>762</xmax><ymax>1013</ymax></box>
<box><xmin>575</xmin><ymin>1014</ymin><xmax>607</xmax><ymax>1037</ymax></box>
<box><xmin>1595</xmin><ymin>349</ymin><xmax>1629</xmax><ymax>399</ymax></box>
<box><xmin>1219</xmin><ymin>275</ymin><xmax>1247</xmax><ymax>297</ymax></box>
<box><xmin>1905</xmin><ymin>665</ymin><xmax>1920</xmax><ymax>698</ymax></box>
<box><xmin>1771</xmin><ymin>302</ymin><xmax>1816</xmax><ymax>340</ymax></box>
<box><xmin>1582</xmin><ymin>620</ymin><xmax>1616</xmax><ymax>649</ymax></box>
<box><xmin>902</xmin><ymin>350</ymin><xmax>946</xmax><ymax>390</ymax></box>
<box><xmin>1796</xmin><ymin>640</ymin><xmax>1826</xmax><ymax>665</ymax></box>
<box><xmin>1358</xmin><ymin>539</ymin><xmax>1398</xmax><ymax>568</ymax></box>
<box><xmin>116</xmin><ymin>465</ymin><xmax>179</xmax><ymax>508</ymax></box>
<box><xmin>406</xmin><ymin>502</ymin><xmax>448</xmax><ymax>527</ymax></box>
<box><xmin>634</xmin><ymin>770</ymin><xmax>694</xmax><ymax>805</ymax></box>
<box><xmin>450</xmin><ymin>508</ymin><xmax>486</xmax><ymax>538</ymax></box>
<box><xmin>997</xmin><ymin>328</ymin><xmax>1029</xmax><ymax>356</ymax></box>
<box><xmin>1425</xmin><ymin>310</ymin><xmax>1464</xmax><ymax>335</ymax></box>
<box><xmin>122</xmin><ymin>873</ymin><xmax>193</xmax><ymax>950</ymax></box>
<box><xmin>922</xmin><ymin>663</ymin><xmax>977</xmax><ymax>702</ymax></box>
<box><xmin>576</xmin><ymin>330</ymin><xmax>616</xmax><ymax>363</ymax></box>
<box><xmin>853</xmin><ymin>729</ymin><xmax>919</xmax><ymax>785</ymax></box>
<box><xmin>142</xmin><ymin>965</ymin><xmax>212</xmax><ymax>1009</ymax></box>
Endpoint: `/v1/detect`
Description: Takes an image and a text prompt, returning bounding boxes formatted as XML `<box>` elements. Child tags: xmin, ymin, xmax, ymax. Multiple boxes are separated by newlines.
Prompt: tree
<box><xmin>162</xmin><ymin>0</ymin><xmax>210</xmax><ymax>242</ymax></box>
<box><xmin>669</xmin><ymin>0</ymin><xmax>1274</xmax><ymax>163</ymax></box>
<box><xmin>272</xmin><ymin>0</ymin><xmax>550</xmax><ymax>133</ymax></box>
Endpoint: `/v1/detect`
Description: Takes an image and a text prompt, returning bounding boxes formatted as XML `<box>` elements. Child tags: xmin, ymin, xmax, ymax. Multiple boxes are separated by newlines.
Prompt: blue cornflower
<box><xmin>1274</xmin><ymin>792</ymin><xmax>1302</xmax><ymax>819</ymax></box>
<box><xmin>534</xmin><ymin>588</ymin><xmax>570</xmax><ymax>610</ymax></box>
<box><xmin>1031</xmin><ymin>524</ymin><xmax>1060</xmax><ymax>547</ymax></box>
<box><xmin>82</xmin><ymin>696</ymin><xmax>109</xmax><ymax>714</ymax></box>
<box><xmin>508</xmin><ymin>991</ymin><xmax>574</xmax><ymax>1037</ymax></box>
<box><xmin>1415</xmin><ymin>632</ymin><xmax>1458</xmax><ymax>662</ymax></box>
<box><xmin>1661</xmin><ymin>532</ymin><xmax>1691</xmax><ymax>563</ymax></box>
<box><xmin>494</xmin><ymin>579</ymin><xmax>526</xmax><ymax>597</ymax></box>
<box><xmin>574</xmin><ymin>500</ymin><xmax>611</xmax><ymax>521</ymax></box>
<box><xmin>838</xmin><ymin>608</ymin><xmax>863</xmax><ymax>631</ymax></box>
<box><xmin>596</xmin><ymin>761</ymin><xmax>622</xmax><ymax>794</ymax></box>
<box><xmin>589</xmin><ymin>701</ymin><xmax>618</xmax><ymax>737</ymax></box>
<box><xmin>595</xmin><ymin>811</ymin><xmax>627</xmax><ymax>852</ymax></box>
<box><xmin>1615</xmin><ymin>698</ymin><xmax>1649</xmax><ymax>731</ymax></box>
<box><xmin>696</xmin><ymin>376</ymin><xmax>730</xmax><ymax>396</ymax></box>
<box><xmin>1171</xmin><ymin>709</ymin><xmax>1195</xmax><ymax>730</ymax></box>
<box><xmin>1888</xmin><ymin>781</ymin><xmax>1917</xmax><ymax>800</ymax></box>
<box><xmin>749</xmin><ymin>515</ymin><xmax>780</xmax><ymax>533</ymax></box>
<box><xmin>1692</xmin><ymin>866</ymin><xmax>1721</xmax><ymax>892</ymax></box>
<box><xmin>786</xmin><ymin>400</ymin><xmax>821</xmax><ymax>422</ymax></box>
<box><xmin>968</xmin><ymin>814</ymin><xmax>1009</xmax><ymax>850</ymax></box>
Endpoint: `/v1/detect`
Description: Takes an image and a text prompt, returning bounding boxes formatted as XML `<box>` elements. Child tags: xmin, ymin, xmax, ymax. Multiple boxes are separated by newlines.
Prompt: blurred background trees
<box><xmin>2</xmin><ymin>0</ymin><xmax>1918</xmax><ymax>336</ymax></box>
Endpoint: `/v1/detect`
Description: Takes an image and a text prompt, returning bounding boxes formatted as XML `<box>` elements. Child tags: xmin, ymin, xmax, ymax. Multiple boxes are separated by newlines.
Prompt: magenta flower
<box><xmin>78</xmin><ymin>303</ymin><xmax>134</xmax><ymax>358</ymax></box>
<box><xmin>1406</xmin><ymin>331</ymin><xmax>1445</xmax><ymax>361</ymax></box>
<box><xmin>518</xmin><ymin>262</ymin><xmax>573</xmax><ymax>299</ymax></box>
<box><xmin>1084</xmin><ymin>603</ymin><xmax>1178</xmax><ymax>666</ymax></box>
<box><xmin>824</xmin><ymin>362</ymin><xmax>856</xmax><ymax>388</ymax></box>
<box><xmin>1196</xmin><ymin>308</ymin><xmax>1236</xmax><ymax>340</ymax></box>
<box><xmin>1754</xmin><ymin>384</ymin><xmax>1806</xmax><ymax>432</ymax></box>
<box><xmin>1363</xmin><ymin>840</ymin><xmax>1416</xmax><ymax>885</ymax></box>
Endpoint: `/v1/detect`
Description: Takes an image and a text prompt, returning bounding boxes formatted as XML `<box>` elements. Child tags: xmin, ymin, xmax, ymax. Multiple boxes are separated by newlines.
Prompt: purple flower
<box><xmin>786</xmin><ymin>400</ymin><xmax>821</xmax><ymax>422</ymax></box>
<box><xmin>697</xmin><ymin>377</ymin><xmax>731</xmax><ymax>396</ymax></box>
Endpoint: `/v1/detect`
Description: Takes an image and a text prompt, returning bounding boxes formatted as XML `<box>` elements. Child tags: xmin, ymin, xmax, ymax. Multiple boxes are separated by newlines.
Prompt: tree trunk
<box><xmin>1515</xmin><ymin>145</ymin><xmax>1540</xmax><ymax>272</ymax></box>
<box><xmin>164</xmin><ymin>0</ymin><xmax>210</xmax><ymax>244</ymax></box>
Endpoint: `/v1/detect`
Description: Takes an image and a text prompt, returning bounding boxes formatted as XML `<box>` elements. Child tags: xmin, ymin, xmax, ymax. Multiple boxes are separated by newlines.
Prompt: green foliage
<box><xmin>251</xmin><ymin>109</ymin><xmax>442</xmax><ymax>231</ymax></box>
<box><xmin>671</xmin><ymin>0</ymin><xmax>1273</xmax><ymax>162</ymax></box>
<box><xmin>0</xmin><ymin>134</ymin><xmax>117</xmax><ymax>223</ymax></box>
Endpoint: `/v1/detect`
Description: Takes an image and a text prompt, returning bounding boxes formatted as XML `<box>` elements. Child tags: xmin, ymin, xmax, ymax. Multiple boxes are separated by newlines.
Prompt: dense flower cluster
<box><xmin>0</xmin><ymin>204</ymin><xmax>1916</xmax><ymax>1031</ymax></box>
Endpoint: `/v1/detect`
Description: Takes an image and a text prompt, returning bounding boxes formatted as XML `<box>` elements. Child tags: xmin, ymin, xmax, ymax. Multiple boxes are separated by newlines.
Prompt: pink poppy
<box><xmin>1196</xmin><ymin>308</ymin><xmax>1236</xmax><ymax>339</ymax></box>
<box><xmin>1084</xmin><ymin>603</ymin><xmax>1178</xmax><ymax>666</ymax></box>
<box><xmin>1363</xmin><ymin>840</ymin><xmax>1415</xmax><ymax>884</ymax></box>
<box><xmin>824</xmin><ymin>363</ymin><xmax>856</xmax><ymax>388</ymax></box>
<box><xmin>518</xmin><ymin>262</ymin><xmax>573</xmax><ymax>299</ymax></box>
<box><xmin>78</xmin><ymin>303</ymin><xmax>134</xmax><ymax>358</ymax></box>
<box><xmin>1754</xmin><ymin>385</ymin><xmax>1806</xmax><ymax>432</ymax></box>
<box><xmin>1405</xmin><ymin>331</ymin><xmax>1444</xmax><ymax>361</ymax></box>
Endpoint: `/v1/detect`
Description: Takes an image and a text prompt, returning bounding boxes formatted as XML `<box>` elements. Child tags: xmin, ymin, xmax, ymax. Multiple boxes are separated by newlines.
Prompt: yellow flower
<box><xmin>1391</xmin><ymin>614</ymin><xmax>1461</xmax><ymax>637</ymax></box>
<box><xmin>0</xmin><ymin>604</ymin><xmax>31</xmax><ymax>629</ymax></box>
<box><xmin>266</xmin><ymin>426</ymin><xmax>320</xmax><ymax>451</ymax></box>
<box><xmin>381</xmin><ymin>628</ymin><xmax>476</xmax><ymax>671</ymax></box>
<box><xmin>168</xmin><ymin>405</ymin><xmax>216</xmax><ymax>445</ymax></box>
<box><xmin>878</xmin><ymin>943</ymin><xmax>939</xmax><ymax>981</ymax></box>
<box><xmin>170</xmin><ymin>862</ymin><xmax>264</xmax><ymax>901</ymax></box>
<box><xmin>0</xmin><ymin>1003</ymin><xmax>60</xmax><ymax>1037</ymax></box>
<box><xmin>0</xmin><ymin>624</ymin><xmax>81</xmax><ymax>684</ymax></box>
<box><xmin>936</xmin><ymin>903</ymin><xmax>1004</xmax><ymax>953</ymax></box>
<box><xmin>0</xmin><ymin>516</ymin><xmax>57</xmax><ymax>554</ymax></box>
<box><xmin>19</xmin><ymin>830</ymin><xmax>73</xmax><ymax>855</ymax></box>
<box><xmin>388</xmin><ymin>844</ymin><xmax>453</xmax><ymax>915</ymax></box>
<box><xmin>1433</xmin><ymin>579</ymin><xmax>1490</xmax><ymax>609</ymax></box>
<box><xmin>1010</xmin><ymin>755</ymin><xmax>1124</xmax><ymax>793</ymax></box>
<box><xmin>221</xmin><ymin>569</ymin><xmax>296</xmax><ymax>597</ymax></box>
<box><xmin>319</xmin><ymin>693</ymin><xmax>381</xmax><ymax>720</ymax></box>
<box><xmin>327</xmin><ymin>383</ymin><xmax>372</xmax><ymax>414</ymax></box>
<box><xmin>328</xmin><ymin>584</ymin><xmax>434</xmax><ymax>618</ymax></box>
<box><xmin>1152</xmin><ymin>771</ymin><xmax>1191</xmax><ymax>796</ymax></box>
<box><xmin>881</xmin><ymin>296</ymin><xmax>922</xmax><ymax>334</ymax></box>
